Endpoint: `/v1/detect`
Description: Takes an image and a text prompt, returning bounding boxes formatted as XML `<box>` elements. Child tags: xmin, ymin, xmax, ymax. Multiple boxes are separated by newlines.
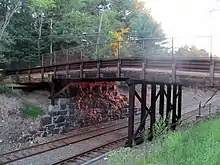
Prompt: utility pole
<box><xmin>96</xmin><ymin>11</ymin><xmax>104</xmax><ymax>60</ymax></box>
<box><xmin>50</xmin><ymin>18</ymin><xmax>53</xmax><ymax>53</ymax></box>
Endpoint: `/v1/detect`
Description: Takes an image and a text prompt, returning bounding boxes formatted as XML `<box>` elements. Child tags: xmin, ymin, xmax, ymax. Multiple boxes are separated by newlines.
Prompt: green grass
<box><xmin>108</xmin><ymin>118</ymin><xmax>220</xmax><ymax>165</ymax></box>
<box><xmin>20</xmin><ymin>105</ymin><xmax>44</xmax><ymax>118</ymax></box>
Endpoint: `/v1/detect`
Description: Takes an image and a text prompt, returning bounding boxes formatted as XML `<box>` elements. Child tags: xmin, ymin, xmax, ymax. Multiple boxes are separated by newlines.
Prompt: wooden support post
<box><xmin>140</xmin><ymin>84</ymin><xmax>147</xmax><ymax>131</ymax></box>
<box><xmin>172</xmin><ymin>61</ymin><xmax>176</xmax><ymax>83</ymax></box>
<box><xmin>128</xmin><ymin>83</ymin><xmax>135</xmax><ymax>147</ymax></box>
<box><xmin>177</xmin><ymin>85</ymin><xmax>182</xmax><ymax>120</ymax></box>
<box><xmin>54</xmin><ymin>52</ymin><xmax>56</xmax><ymax>65</ymax></box>
<box><xmin>41</xmin><ymin>67</ymin><xmax>44</xmax><ymax>82</ymax></box>
<box><xmin>16</xmin><ymin>71</ymin><xmax>19</xmax><ymax>83</ymax></box>
<box><xmin>159</xmin><ymin>84</ymin><xmax>165</xmax><ymax>118</ymax></box>
<box><xmin>28</xmin><ymin>70</ymin><xmax>31</xmax><ymax>83</ymax></box>
<box><xmin>97</xmin><ymin>61</ymin><xmax>100</xmax><ymax>78</ymax></box>
<box><xmin>172</xmin><ymin>85</ymin><xmax>177</xmax><ymax>130</ymax></box>
<box><xmin>166</xmin><ymin>84</ymin><xmax>172</xmax><ymax>125</ymax></box>
<box><xmin>80</xmin><ymin>63</ymin><xmax>83</xmax><ymax>79</ymax></box>
<box><xmin>51</xmin><ymin>81</ymin><xmax>55</xmax><ymax>106</ymax></box>
<box><xmin>142</xmin><ymin>58</ymin><xmax>146</xmax><ymax>79</ymax></box>
<box><xmin>66</xmin><ymin>50</ymin><xmax>69</xmax><ymax>63</ymax></box>
<box><xmin>209</xmin><ymin>60</ymin><xmax>214</xmax><ymax>86</ymax></box>
<box><xmin>53</xmin><ymin>67</ymin><xmax>57</xmax><ymax>79</ymax></box>
<box><xmin>149</xmin><ymin>84</ymin><xmax>156</xmax><ymax>141</ymax></box>
<box><xmin>66</xmin><ymin>64</ymin><xmax>69</xmax><ymax>78</ymax></box>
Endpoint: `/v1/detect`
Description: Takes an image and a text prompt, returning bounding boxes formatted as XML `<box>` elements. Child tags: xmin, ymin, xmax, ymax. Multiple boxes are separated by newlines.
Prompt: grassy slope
<box><xmin>108</xmin><ymin>118</ymin><xmax>220</xmax><ymax>165</ymax></box>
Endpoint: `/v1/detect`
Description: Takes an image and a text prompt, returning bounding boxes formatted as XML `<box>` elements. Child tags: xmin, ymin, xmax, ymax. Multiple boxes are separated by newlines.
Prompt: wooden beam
<box><xmin>128</xmin><ymin>84</ymin><xmax>135</xmax><ymax>147</ymax></box>
<box><xmin>159</xmin><ymin>84</ymin><xmax>165</xmax><ymax>118</ymax></box>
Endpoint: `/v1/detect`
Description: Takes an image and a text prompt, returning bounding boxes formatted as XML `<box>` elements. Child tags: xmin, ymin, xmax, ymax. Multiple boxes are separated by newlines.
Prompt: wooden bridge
<box><xmin>4</xmin><ymin>56</ymin><xmax>220</xmax><ymax>87</ymax></box>
<box><xmin>4</xmin><ymin>44</ymin><xmax>220</xmax><ymax>147</ymax></box>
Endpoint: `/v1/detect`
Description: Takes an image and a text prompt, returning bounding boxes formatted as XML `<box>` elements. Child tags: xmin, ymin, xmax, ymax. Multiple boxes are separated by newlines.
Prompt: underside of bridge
<box><xmin>49</xmin><ymin>77</ymin><xmax>182</xmax><ymax>147</ymax></box>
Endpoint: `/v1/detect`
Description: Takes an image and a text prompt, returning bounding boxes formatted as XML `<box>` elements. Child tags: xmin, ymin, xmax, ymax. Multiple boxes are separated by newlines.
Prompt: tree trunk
<box><xmin>0</xmin><ymin>1</ymin><xmax>21</xmax><ymax>40</ymax></box>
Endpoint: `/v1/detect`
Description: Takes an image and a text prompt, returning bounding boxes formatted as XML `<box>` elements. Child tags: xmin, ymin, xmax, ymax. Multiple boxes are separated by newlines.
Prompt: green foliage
<box><xmin>0</xmin><ymin>84</ymin><xmax>13</xmax><ymax>95</ymax></box>
<box><xmin>31</xmin><ymin>0</ymin><xmax>55</xmax><ymax>9</ymax></box>
<box><xmin>146</xmin><ymin>118</ymin><xmax>220</xmax><ymax>165</ymax></box>
<box><xmin>20</xmin><ymin>105</ymin><xmax>44</xmax><ymax>118</ymax></box>
<box><xmin>175</xmin><ymin>45</ymin><xmax>209</xmax><ymax>57</ymax></box>
<box><xmin>108</xmin><ymin>147</ymin><xmax>144</xmax><ymax>165</ymax></box>
<box><xmin>1</xmin><ymin>0</ymin><xmax>166</xmax><ymax>66</ymax></box>
<box><xmin>108</xmin><ymin>118</ymin><xmax>220</xmax><ymax>165</ymax></box>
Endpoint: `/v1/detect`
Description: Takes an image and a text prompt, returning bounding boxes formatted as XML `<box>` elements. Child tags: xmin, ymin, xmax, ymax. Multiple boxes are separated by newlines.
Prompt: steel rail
<box><xmin>0</xmin><ymin>119</ymin><xmax>140</xmax><ymax>165</ymax></box>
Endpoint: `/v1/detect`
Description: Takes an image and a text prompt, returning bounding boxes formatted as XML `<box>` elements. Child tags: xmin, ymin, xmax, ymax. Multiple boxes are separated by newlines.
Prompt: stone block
<box><xmin>48</xmin><ymin>105</ymin><xmax>60</xmax><ymax>112</ymax></box>
<box><xmin>48</xmin><ymin>111</ymin><xmax>59</xmax><ymax>116</ymax></box>
<box><xmin>58</xmin><ymin>98</ymin><xmax>70</xmax><ymax>110</ymax></box>
<box><xmin>40</xmin><ymin>115</ymin><xmax>52</xmax><ymax>126</ymax></box>
<box><xmin>52</xmin><ymin>128</ymin><xmax>59</xmax><ymax>134</ymax></box>
<box><xmin>59</xmin><ymin>126</ymin><xmax>68</xmax><ymax>134</ymax></box>
<box><xmin>44</xmin><ymin>124</ymin><xmax>55</xmax><ymax>131</ymax></box>
<box><xmin>56</xmin><ymin>122</ymin><xmax>68</xmax><ymax>127</ymax></box>
<box><xmin>59</xmin><ymin>110</ymin><xmax>67</xmax><ymax>116</ymax></box>
<box><xmin>54</xmin><ymin>115</ymin><xmax>66</xmax><ymax>123</ymax></box>
<box><xmin>41</xmin><ymin>132</ymin><xmax>47</xmax><ymax>137</ymax></box>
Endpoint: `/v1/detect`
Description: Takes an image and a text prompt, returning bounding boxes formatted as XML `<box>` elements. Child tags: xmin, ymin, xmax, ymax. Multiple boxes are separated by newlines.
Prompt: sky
<box><xmin>145</xmin><ymin>0</ymin><xmax>220</xmax><ymax>55</ymax></box>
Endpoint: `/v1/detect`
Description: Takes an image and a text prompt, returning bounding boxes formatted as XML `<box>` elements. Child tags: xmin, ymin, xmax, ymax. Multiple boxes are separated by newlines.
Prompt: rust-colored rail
<box><xmin>0</xmin><ymin>118</ymin><xmax>140</xmax><ymax>165</ymax></box>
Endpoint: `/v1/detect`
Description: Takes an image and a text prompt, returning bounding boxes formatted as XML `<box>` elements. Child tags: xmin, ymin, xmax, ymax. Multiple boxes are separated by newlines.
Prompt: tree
<box><xmin>175</xmin><ymin>45</ymin><xmax>209</xmax><ymax>57</ymax></box>
<box><xmin>1</xmin><ymin>0</ymin><xmax>166</xmax><ymax>68</ymax></box>
<box><xmin>0</xmin><ymin>0</ymin><xmax>21</xmax><ymax>40</ymax></box>
<box><xmin>30</xmin><ymin>0</ymin><xmax>55</xmax><ymax>61</ymax></box>
<box><xmin>0</xmin><ymin>0</ymin><xmax>22</xmax><ymax>63</ymax></box>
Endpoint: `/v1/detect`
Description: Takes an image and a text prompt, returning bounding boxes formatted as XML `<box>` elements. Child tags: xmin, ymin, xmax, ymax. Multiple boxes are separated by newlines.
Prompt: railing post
<box><xmin>50</xmin><ymin>53</ymin><xmax>53</xmax><ymax>65</ymax></box>
<box><xmin>117</xmin><ymin>58</ymin><xmax>121</xmax><ymax>78</ymax></box>
<box><xmin>28</xmin><ymin>69</ymin><xmax>31</xmax><ymax>83</ymax></box>
<box><xmin>41</xmin><ymin>54</ymin><xmax>44</xmax><ymax>66</ymax></box>
<box><xmin>54</xmin><ymin>52</ymin><xmax>56</xmax><ymax>65</ymax></box>
<box><xmin>209</xmin><ymin>59</ymin><xmax>214</xmax><ymax>86</ymax></box>
<box><xmin>53</xmin><ymin>67</ymin><xmax>57</xmax><ymax>79</ymax></box>
<box><xmin>80</xmin><ymin>62</ymin><xmax>83</xmax><ymax>79</ymax></box>
<box><xmin>117</xmin><ymin>41</ymin><xmax>120</xmax><ymax>58</ymax></box>
<box><xmin>172</xmin><ymin>60</ymin><xmax>176</xmax><ymax>83</ymax></box>
<box><xmin>97</xmin><ymin>61</ymin><xmax>100</xmax><ymax>78</ymax></box>
<box><xmin>16</xmin><ymin>71</ymin><xmax>19</xmax><ymax>83</ymax></box>
<box><xmin>142</xmin><ymin>57</ymin><xmax>146</xmax><ymax>79</ymax></box>
<box><xmin>66</xmin><ymin>49</ymin><xmax>69</xmax><ymax>63</ymax></box>
<box><xmin>41</xmin><ymin>67</ymin><xmax>44</xmax><ymax>82</ymax></box>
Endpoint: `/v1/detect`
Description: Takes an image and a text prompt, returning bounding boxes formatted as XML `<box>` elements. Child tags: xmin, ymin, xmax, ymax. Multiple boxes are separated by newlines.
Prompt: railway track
<box><xmin>52</xmin><ymin>107</ymin><xmax>211</xmax><ymax>165</ymax></box>
<box><xmin>52</xmin><ymin>137</ymin><xmax>127</xmax><ymax>165</ymax></box>
<box><xmin>0</xmin><ymin>106</ymin><xmax>211</xmax><ymax>165</ymax></box>
<box><xmin>0</xmin><ymin>117</ymin><xmax>140</xmax><ymax>165</ymax></box>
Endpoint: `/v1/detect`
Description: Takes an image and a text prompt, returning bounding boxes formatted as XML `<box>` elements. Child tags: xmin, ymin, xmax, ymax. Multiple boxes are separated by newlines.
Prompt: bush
<box><xmin>144</xmin><ymin>118</ymin><xmax>220</xmax><ymax>165</ymax></box>
<box><xmin>0</xmin><ymin>84</ymin><xmax>13</xmax><ymax>95</ymax></box>
<box><xmin>108</xmin><ymin>117</ymin><xmax>220</xmax><ymax>165</ymax></box>
<box><xmin>20</xmin><ymin>105</ymin><xmax>44</xmax><ymax>118</ymax></box>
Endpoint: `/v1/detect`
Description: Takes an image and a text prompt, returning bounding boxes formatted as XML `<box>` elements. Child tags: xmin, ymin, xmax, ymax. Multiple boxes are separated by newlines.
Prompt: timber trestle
<box><xmin>49</xmin><ymin>77</ymin><xmax>182</xmax><ymax>148</ymax></box>
<box><xmin>127</xmin><ymin>80</ymin><xmax>182</xmax><ymax>147</ymax></box>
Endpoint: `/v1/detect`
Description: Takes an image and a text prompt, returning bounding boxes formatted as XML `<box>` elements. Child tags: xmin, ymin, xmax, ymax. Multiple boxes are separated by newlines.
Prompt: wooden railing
<box><xmin>5</xmin><ymin>56</ymin><xmax>220</xmax><ymax>86</ymax></box>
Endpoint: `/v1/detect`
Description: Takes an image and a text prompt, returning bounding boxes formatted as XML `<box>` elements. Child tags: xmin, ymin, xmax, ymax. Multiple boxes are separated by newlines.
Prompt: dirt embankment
<box><xmin>0</xmin><ymin>90</ymin><xmax>49</xmax><ymax>153</ymax></box>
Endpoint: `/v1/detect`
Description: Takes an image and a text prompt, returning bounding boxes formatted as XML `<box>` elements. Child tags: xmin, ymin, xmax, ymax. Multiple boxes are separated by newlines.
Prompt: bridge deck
<box><xmin>4</xmin><ymin>57</ymin><xmax>220</xmax><ymax>86</ymax></box>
